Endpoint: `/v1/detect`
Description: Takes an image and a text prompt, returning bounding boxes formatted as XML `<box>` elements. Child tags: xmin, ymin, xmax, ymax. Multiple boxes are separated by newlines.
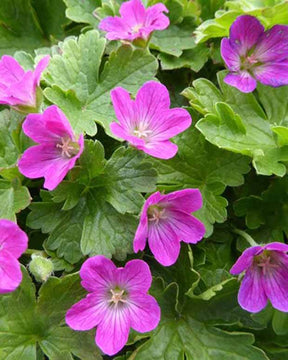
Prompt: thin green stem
<box><xmin>232</xmin><ymin>228</ymin><xmax>258</xmax><ymax>247</ymax></box>
<box><xmin>24</xmin><ymin>249</ymin><xmax>45</xmax><ymax>256</ymax></box>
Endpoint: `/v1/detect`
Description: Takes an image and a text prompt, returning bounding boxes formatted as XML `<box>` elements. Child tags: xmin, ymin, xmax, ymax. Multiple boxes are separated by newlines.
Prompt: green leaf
<box><xmin>194</xmin><ymin>1</ymin><xmax>288</xmax><ymax>43</ymax></box>
<box><xmin>0</xmin><ymin>267</ymin><xmax>101</xmax><ymax>360</ymax></box>
<box><xmin>31</xmin><ymin>0</ymin><xmax>69</xmax><ymax>40</ymax></box>
<box><xmin>132</xmin><ymin>317</ymin><xmax>269</xmax><ymax>360</ymax></box>
<box><xmin>234</xmin><ymin>176</ymin><xmax>288</xmax><ymax>242</ymax></box>
<box><xmin>44</xmin><ymin>30</ymin><xmax>158</xmax><ymax>136</ymax></box>
<box><xmin>150</xmin><ymin>24</ymin><xmax>197</xmax><ymax>57</ymax></box>
<box><xmin>158</xmin><ymin>43</ymin><xmax>209</xmax><ymax>71</ymax></box>
<box><xmin>0</xmin><ymin>179</ymin><xmax>31</xmax><ymax>221</ymax></box>
<box><xmin>185</xmin><ymin>71</ymin><xmax>288</xmax><ymax>176</ymax></box>
<box><xmin>0</xmin><ymin>0</ymin><xmax>48</xmax><ymax>55</ymax></box>
<box><xmin>0</xmin><ymin>110</ymin><xmax>23</xmax><ymax>169</ymax></box>
<box><xmin>103</xmin><ymin>147</ymin><xmax>157</xmax><ymax>214</ymax></box>
<box><xmin>63</xmin><ymin>0</ymin><xmax>100</xmax><ymax>27</ymax></box>
<box><xmin>151</xmin><ymin>125</ymin><xmax>250</xmax><ymax>235</ymax></box>
<box><xmin>27</xmin><ymin>146</ymin><xmax>156</xmax><ymax>262</ymax></box>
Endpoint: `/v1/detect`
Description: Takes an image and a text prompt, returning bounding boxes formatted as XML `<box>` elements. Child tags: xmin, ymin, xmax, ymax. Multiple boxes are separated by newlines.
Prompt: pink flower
<box><xmin>99</xmin><ymin>0</ymin><xmax>169</xmax><ymax>41</ymax></box>
<box><xmin>110</xmin><ymin>81</ymin><xmax>191</xmax><ymax>159</ymax></box>
<box><xmin>0</xmin><ymin>219</ymin><xmax>28</xmax><ymax>294</ymax></box>
<box><xmin>221</xmin><ymin>15</ymin><xmax>288</xmax><ymax>92</ymax></box>
<box><xmin>18</xmin><ymin>105</ymin><xmax>84</xmax><ymax>191</ymax></box>
<box><xmin>230</xmin><ymin>242</ymin><xmax>288</xmax><ymax>313</ymax></box>
<box><xmin>0</xmin><ymin>55</ymin><xmax>50</xmax><ymax>108</ymax></box>
<box><xmin>134</xmin><ymin>189</ymin><xmax>206</xmax><ymax>266</ymax></box>
<box><xmin>66</xmin><ymin>256</ymin><xmax>160</xmax><ymax>356</ymax></box>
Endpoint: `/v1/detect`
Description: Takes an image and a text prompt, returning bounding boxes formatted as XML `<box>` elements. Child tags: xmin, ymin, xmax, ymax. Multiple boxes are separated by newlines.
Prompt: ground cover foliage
<box><xmin>0</xmin><ymin>0</ymin><xmax>288</xmax><ymax>359</ymax></box>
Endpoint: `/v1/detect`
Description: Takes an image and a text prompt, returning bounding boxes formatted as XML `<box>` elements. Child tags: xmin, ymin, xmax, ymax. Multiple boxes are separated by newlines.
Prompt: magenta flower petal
<box><xmin>231</xmin><ymin>242</ymin><xmax>288</xmax><ymax>313</ymax></box>
<box><xmin>119</xmin><ymin>0</ymin><xmax>146</xmax><ymax>27</ymax></box>
<box><xmin>18</xmin><ymin>105</ymin><xmax>84</xmax><ymax>191</ymax></box>
<box><xmin>221</xmin><ymin>15</ymin><xmax>288</xmax><ymax>92</ymax></box>
<box><xmin>22</xmin><ymin>105</ymin><xmax>74</xmax><ymax>143</ymax></box>
<box><xmin>164</xmin><ymin>188</ymin><xmax>203</xmax><ymax>213</ymax></box>
<box><xmin>0</xmin><ymin>219</ymin><xmax>28</xmax><ymax>294</ymax></box>
<box><xmin>0</xmin><ymin>56</ymin><xmax>25</xmax><ymax>85</ymax></box>
<box><xmin>96</xmin><ymin>307</ymin><xmax>130</xmax><ymax>356</ymax></box>
<box><xmin>134</xmin><ymin>189</ymin><xmax>205</xmax><ymax>266</ymax></box>
<box><xmin>143</xmin><ymin>140</ymin><xmax>178</xmax><ymax>159</ymax></box>
<box><xmin>110</xmin><ymin>87</ymin><xmax>135</xmax><ymax>129</ymax></box>
<box><xmin>80</xmin><ymin>255</ymin><xmax>117</xmax><ymax>293</ymax></box>
<box><xmin>18</xmin><ymin>144</ymin><xmax>75</xmax><ymax>191</ymax></box>
<box><xmin>117</xmin><ymin>259</ymin><xmax>152</xmax><ymax>293</ymax></box>
<box><xmin>135</xmin><ymin>81</ymin><xmax>170</xmax><ymax>118</ymax></box>
<box><xmin>220</xmin><ymin>38</ymin><xmax>240</xmax><ymax>72</ymax></box>
<box><xmin>168</xmin><ymin>211</ymin><xmax>206</xmax><ymax>244</ymax></box>
<box><xmin>99</xmin><ymin>0</ymin><xmax>169</xmax><ymax>41</ymax></box>
<box><xmin>0</xmin><ymin>250</ymin><xmax>23</xmax><ymax>294</ymax></box>
<box><xmin>228</xmin><ymin>15</ymin><xmax>264</xmax><ymax>56</ymax></box>
<box><xmin>66</xmin><ymin>256</ymin><xmax>160</xmax><ymax>356</ymax></box>
<box><xmin>33</xmin><ymin>56</ymin><xmax>50</xmax><ymax>86</ymax></box>
<box><xmin>65</xmin><ymin>293</ymin><xmax>107</xmax><ymax>331</ymax></box>
<box><xmin>110</xmin><ymin>81</ymin><xmax>191</xmax><ymax>159</ymax></box>
<box><xmin>0</xmin><ymin>55</ymin><xmax>49</xmax><ymax>107</ymax></box>
<box><xmin>129</xmin><ymin>294</ymin><xmax>161</xmax><ymax>332</ymax></box>
<box><xmin>254</xmin><ymin>25</ymin><xmax>288</xmax><ymax>63</ymax></box>
<box><xmin>145</xmin><ymin>3</ymin><xmax>169</xmax><ymax>31</ymax></box>
<box><xmin>0</xmin><ymin>219</ymin><xmax>28</xmax><ymax>258</ymax></box>
<box><xmin>253</xmin><ymin>61</ymin><xmax>288</xmax><ymax>87</ymax></box>
<box><xmin>264</xmin><ymin>242</ymin><xmax>288</xmax><ymax>252</ymax></box>
<box><xmin>262</xmin><ymin>254</ymin><xmax>288</xmax><ymax>312</ymax></box>
<box><xmin>238</xmin><ymin>266</ymin><xmax>268</xmax><ymax>313</ymax></box>
<box><xmin>224</xmin><ymin>72</ymin><xmax>257</xmax><ymax>93</ymax></box>
<box><xmin>151</xmin><ymin>108</ymin><xmax>192</xmax><ymax>141</ymax></box>
<box><xmin>230</xmin><ymin>246</ymin><xmax>262</xmax><ymax>275</ymax></box>
<box><xmin>148</xmin><ymin>222</ymin><xmax>181</xmax><ymax>266</ymax></box>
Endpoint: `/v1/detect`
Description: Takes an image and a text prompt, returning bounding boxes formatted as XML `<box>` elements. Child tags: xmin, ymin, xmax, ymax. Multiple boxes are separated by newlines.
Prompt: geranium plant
<box><xmin>1</xmin><ymin>0</ymin><xmax>288</xmax><ymax>359</ymax></box>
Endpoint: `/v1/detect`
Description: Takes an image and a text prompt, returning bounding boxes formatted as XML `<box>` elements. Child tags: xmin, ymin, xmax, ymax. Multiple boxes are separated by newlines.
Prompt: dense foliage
<box><xmin>1</xmin><ymin>0</ymin><xmax>288</xmax><ymax>359</ymax></box>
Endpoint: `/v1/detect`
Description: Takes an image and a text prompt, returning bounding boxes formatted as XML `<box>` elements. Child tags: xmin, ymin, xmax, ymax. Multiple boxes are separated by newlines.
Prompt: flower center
<box><xmin>109</xmin><ymin>288</ymin><xmax>127</xmax><ymax>305</ymax></box>
<box><xmin>148</xmin><ymin>205</ymin><xmax>167</xmax><ymax>224</ymax></box>
<box><xmin>133</xmin><ymin>123</ymin><xmax>153</xmax><ymax>141</ymax></box>
<box><xmin>131</xmin><ymin>24</ymin><xmax>142</xmax><ymax>34</ymax></box>
<box><xmin>254</xmin><ymin>250</ymin><xmax>279</xmax><ymax>275</ymax></box>
<box><xmin>56</xmin><ymin>137</ymin><xmax>79</xmax><ymax>158</ymax></box>
<box><xmin>241</xmin><ymin>53</ymin><xmax>260</xmax><ymax>70</ymax></box>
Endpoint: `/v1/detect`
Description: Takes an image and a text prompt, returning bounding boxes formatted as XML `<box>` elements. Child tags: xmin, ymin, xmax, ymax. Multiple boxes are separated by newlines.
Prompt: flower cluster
<box><xmin>1</xmin><ymin>2</ymin><xmax>288</xmax><ymax>358</ymax></box>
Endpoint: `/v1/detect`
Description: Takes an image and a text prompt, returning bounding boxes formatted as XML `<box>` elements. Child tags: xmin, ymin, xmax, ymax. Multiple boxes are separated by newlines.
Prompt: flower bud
<box><xmin>29</xmin><ymin>254</ymin><xmax>54</xmax><ymax>282</ymax></box>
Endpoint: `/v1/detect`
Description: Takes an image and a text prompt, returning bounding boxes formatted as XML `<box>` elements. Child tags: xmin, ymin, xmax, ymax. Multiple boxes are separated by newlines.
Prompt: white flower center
<box><xmin>133</xmin><ymin>122</ymin><xmax>153</xmax><ymax>141</ymax></box>
<box><xmin>109</xmin><ymin>289</ymin><xmax>127</xmax><ymax>305</ymax></box>
<box><xmin>148</xmin><ymin>206</ymin><xmax>167</xmax><ymax>224</ymax></box>
<box><xmin>56</xmin><ymin>137</ymin><xmax>79</xmax><ymax>158</ymax></box>
<box><xmin>131</xmin><ymin>24</ymin><xmax>143</xmax><ymax>33</ymax></box>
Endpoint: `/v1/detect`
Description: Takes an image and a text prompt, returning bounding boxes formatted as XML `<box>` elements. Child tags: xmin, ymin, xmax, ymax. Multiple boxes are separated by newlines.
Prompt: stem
<box><xmin>24</xmin><ymin>249</ymin><xmax>45</xmax><ymax>256</ymax></box>
<box><xmin>232</xmin><ymin>228</ymin><xmax>258</xmax><ymax>247</ymax></box>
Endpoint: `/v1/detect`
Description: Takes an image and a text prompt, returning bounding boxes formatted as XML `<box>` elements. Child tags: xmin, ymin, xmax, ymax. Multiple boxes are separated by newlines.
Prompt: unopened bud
<box><xmin>29</xmin><ymin>254</ymin><xmax>54</xmax><ymax>282</ymax></box>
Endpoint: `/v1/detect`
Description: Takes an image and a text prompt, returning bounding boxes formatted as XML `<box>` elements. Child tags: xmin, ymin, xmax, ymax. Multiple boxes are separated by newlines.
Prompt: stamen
<box><xmin>257</xmin><ymin>255</ymin><xmax>278</xmax><ymax>275</ymax></box>
<box><xmin>109</xmin><ymin>289</ymin><xmax>127</xmax><ymax>305</ymax></box>
<box><xmin>148</xmin><ymin>206</ymin><xmax>167</xmax><ymax>224</ymax></box>
<box><xmin>56</xmin><ymin>137</ymin><xmax>79</xmax><ymax>158</ymax></box>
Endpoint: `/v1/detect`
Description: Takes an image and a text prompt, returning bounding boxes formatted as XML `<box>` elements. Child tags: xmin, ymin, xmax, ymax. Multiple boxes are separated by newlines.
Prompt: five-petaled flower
<box><xmin>0</xmin><ymin>55</ymin><xmax>50</xmax><ymax>110</ymax></box>
<box><xmin>221</xmin><ymin>15</ymin><xmax>288</xmax><ymax>93</ymax></box>
<box><xmin>134</xmin><ymin>189</ymin><xmax>206</xmax><ymax>266</ymax></box>
<box><xmin>230</xmin><ymin>242</ymin><xmax>288</xmax><ymax>313</ymax></box>
<box><xmin>65</xmin><ymin>256</ymin><xmax>160</xmax><ymax>356</ymax></box>
<box><xmin>99</xmin><ymin>0</ymin><xmax>169</xmax><ymax>42</ymax></box>
<box><xmin>0</xmin><ymin>219</ymin><xmax>28</xmax><ymax>294</ymax></box>
<box><xmin>110</xmin><ymin>81</ymin><xmax>192</xmax><ymax>159</ymax></box>
<box><xmin>18</xmin><ymin>105</ymin><xmax>84</xmax><ymax>191</ymax></box>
